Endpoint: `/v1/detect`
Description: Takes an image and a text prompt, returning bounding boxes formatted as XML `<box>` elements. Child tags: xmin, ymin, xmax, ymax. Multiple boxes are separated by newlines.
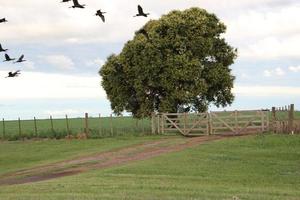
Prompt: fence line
<box><xmin>271</xmin><ymin>104</ymin><xmax>299</xmax><ymax>134</ymax></box>
<box><xmin>1</xmin><ymin>106</ymin><xmax>299</xmax><ymax>141</ymax></box>
<box><xmin>0</xmin><ymin>113</ymin><xmax>152</xmax><ymax>141</ymax></box>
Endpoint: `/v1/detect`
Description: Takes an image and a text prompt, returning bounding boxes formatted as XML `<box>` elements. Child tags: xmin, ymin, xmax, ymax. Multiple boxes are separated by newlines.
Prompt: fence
<box><xmin>1</xmin><ymin>106</ymin><xmax>299</xmax><ymax>140</ymax></box>
<box><xmin>152</xmin><ymin>110</ymin><xmax>269</xmax><ymax>136</ymax></box>
<box><xmin>0</xmin><ymin>113</ymin><xmax>152</xmax><ymax>140</ymax></box>
<box><xmin>271</xmin><ymin>104</ymin><xmax>300</xmax><ymax>134</ymax></box>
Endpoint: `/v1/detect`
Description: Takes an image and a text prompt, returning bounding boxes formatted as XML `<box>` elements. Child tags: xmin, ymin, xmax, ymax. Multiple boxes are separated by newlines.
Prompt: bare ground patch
<box><xmin>0</xmin><ymin>134</ymin><xmax>250</xmax><ymax>185</ymax></box>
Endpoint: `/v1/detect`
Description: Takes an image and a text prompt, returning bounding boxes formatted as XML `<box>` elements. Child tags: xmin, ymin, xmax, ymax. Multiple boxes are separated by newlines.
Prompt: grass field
<box><xmin>0</xmin><ymin>116</ymin><xmax>152</xmax><ymax>140</ymax></box>
<box><xmin>0</xmin><ymin>134</ymin><xmax>299</xmax><ymax>200</ymax></box>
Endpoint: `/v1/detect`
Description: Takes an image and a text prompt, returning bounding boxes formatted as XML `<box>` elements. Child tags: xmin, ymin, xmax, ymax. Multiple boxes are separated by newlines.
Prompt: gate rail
<box><xmin>152</xmin><ymin>110</ymin><xmax>269</xmax><ymax>136</ymax></box>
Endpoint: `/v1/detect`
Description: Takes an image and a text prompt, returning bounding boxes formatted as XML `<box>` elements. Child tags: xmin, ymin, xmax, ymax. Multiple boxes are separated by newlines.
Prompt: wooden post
<box><xmin>34</xmin><ymin>117</ymin><xmax>38</xmax><ymax>137</ymax></box>
<box><xmin>157</xmin><ymin>114</ymin><xmax>160</xmax><ymax>134</ymax></box>
<box><xmin>142</xmin><ymin>114</ymin><xmax>145</xmax><ymax>135</ymax></box>
<box><xmin>261</xmin><ymin>110</ymin><xmax>264</xmax><ymax>133</ymax></box>
<box><xmin>66</xmin><ymin>115</ymin><xmax>70</xmax><ymax>136</ymax></box>
<box><xmin>184</xmin><ymin>113</ymin><xmax>187</xmax><ymax>135</ymax></box>
<box><xmin>18</xmin><ymin>117</ymin><xmax>22</xmax><ymax>139</ymax></box>
<box><xmin>161</xmin><ymin>114</ymin><xmax>165</xmax><ymax>134</ymax></box>
<box><xmin>98</xmin><ymin>114</ymin><xmax>102</xmax><ymax>136</ymax></box>
<box><xmin>234</xmin><ymin>110</ymin><xmax>238</xmax><ymax>134</ymax></box>
<box><xmin>266</xmin><ymin>111</ymin><xmax>270</xmax><ymax>132</ymax></box>
<box><xmin>84</xmin><ymin>113</ymin><xmax>89</xmax><ymax>136</ymax></box>
<box><xmin>288</xmin><ymin>104</ymin><xmax>295</xmax><ymax>133</ymax></box>
<box><xmin>2</xmin><ymin>118</ymin><xmax>5</xmax><ymax>139</ymax></box>
<box><xmin>50</xmin><ymin>115</ymin><xmax>54</xmax><ymax>133</ymax></box>
<box><xmin>271</xmin><ymin>107</ymin><xmax>276</xmax><ymax>120</ymax></box>
<box><xmin>110</xmin><ymin>114</ymin><xmax>113</xmax><ymax>136</ymax></box>
<box><xmin>151</xmin><ymin>113</ymin><xmax>156</xmax><ymax>135</ymax></box>
<box><xmin>207</xmin><ymin>112</ymin><xmax>210</xmax><ymax>135</ymax></box>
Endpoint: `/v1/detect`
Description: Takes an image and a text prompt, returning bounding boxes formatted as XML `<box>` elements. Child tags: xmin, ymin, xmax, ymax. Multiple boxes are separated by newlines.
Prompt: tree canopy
<box><xmin>100</xmin><ymin>7</ymin><xmax>237</xmax><ymax>118</ymax></box>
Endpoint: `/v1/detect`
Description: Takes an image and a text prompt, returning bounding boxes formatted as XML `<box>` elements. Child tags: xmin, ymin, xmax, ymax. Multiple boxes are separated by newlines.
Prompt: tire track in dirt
<box><xmin>0</xmin><ymin>134</ymin><xmax>250</xmax><ymax>186</ymax></box>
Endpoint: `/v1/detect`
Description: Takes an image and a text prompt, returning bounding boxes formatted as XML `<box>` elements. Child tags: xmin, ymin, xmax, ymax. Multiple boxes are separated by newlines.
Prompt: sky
<box><xmin>0</xmin><ymin>0</ymin><xmax>300</xmax><ymax>119</ymax></box>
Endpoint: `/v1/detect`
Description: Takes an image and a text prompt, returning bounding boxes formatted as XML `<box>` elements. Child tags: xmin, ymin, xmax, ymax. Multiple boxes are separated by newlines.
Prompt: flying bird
<box><xmin>134</xmin><ymin>5</ymin><xmax>150</xmax><ymax>17</ymax></box>
<box><xmin>61</xmin><ymin>0</ymin><xmax>71</xmax><ymax>2</ymax></box>
<box><xmin>5</xmin><ymin>70</ymin><xmax>21</xmax><ymax>78</ymax></box>
<box><xmin>3</xmin><ymin>54</ymin><xmax>15</xmax><ymax>62</ymax></box>
<box><xmin>70</xmin><ymin>0</ymin><xmax>85</xmax><ymax>8</ymax></box>
<box><xmin>0</xmin><ymin>18</ymin><xmax>8</xmax><ymax>23</ymax></box>
<box><xmin>95</xmin><ymin>10</ymin><xmax>106</xmax><ymax>22</ymax></box>
<box><xmin>0</xmin><ymin>44</ymin><xmax>8</xmax><ymax>52</ymax></box>
<box><xmin>14</xmin><ymin>55</ymin><xmax>26</xmax><ymax>63</ymax></box>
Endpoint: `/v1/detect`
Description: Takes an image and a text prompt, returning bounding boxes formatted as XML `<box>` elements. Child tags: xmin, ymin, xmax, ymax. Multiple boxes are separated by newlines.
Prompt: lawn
<box><xmin>0</xmin><ymin>134</ymin><xmax>299</xmax><ymax>200</ymax></box>
<box><xmin>0</xmin><ymin>135</ymin><xmax>165</xmax><ymax>175</ymax></box>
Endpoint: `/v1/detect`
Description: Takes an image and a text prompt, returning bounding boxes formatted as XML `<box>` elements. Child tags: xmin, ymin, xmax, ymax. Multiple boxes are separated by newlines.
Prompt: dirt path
<box><xmin>0</xmin><ymin>134</ymin><xmax>249</xmax><ymax>186</ymax></box>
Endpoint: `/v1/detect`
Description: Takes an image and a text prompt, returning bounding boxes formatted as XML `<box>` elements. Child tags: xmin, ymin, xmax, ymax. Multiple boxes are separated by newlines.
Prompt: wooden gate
<box><xmin>158</xmin><ymin>113</ymin><xmax>209</xmax><ymax>136</ymax></box>
<box><xmin>210</xmin><ymin>110</ymin><xmax>269</xmax><ymax>135</ymax></box>
<box><xmin>153</xmin><ymin>110</ymin><xmax>269</xmax><ymax>136</ymax></box>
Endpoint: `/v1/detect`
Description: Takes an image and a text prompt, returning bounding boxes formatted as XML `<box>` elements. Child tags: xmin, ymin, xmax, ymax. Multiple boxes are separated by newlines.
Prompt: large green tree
<box><xmin>100</xmin><ymin>7</ymin><xmax>237</xmax><ymax>118</ymax></box>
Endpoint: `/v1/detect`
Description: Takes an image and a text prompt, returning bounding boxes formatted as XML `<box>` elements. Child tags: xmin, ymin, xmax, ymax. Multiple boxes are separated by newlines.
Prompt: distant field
<box><xmin>0</xmin><ymin>134</ymin><xmax>299</xmax><ymax>200</ymax></box>
<box><xmin>0</xmin><ymin>116</ymin><xmax>152</xmax><ymax>140</ymax></box>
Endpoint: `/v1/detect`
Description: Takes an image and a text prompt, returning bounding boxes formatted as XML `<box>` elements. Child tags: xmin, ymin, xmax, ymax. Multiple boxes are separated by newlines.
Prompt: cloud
<box><xmin>22</xmin><ymin>61</ymin><xmax>35</xmax><ymax>70</ymax></box>
<box><xmin>0</xmin><ymin>71</ymin><xmax>105</xmax><ymax>100</ymax></box>
<box><xmin>2</xmin><ymin>0</ymin><xmax>297</xmax><ymax>45</ymax></box>
<box><xmin>42</xmin><ymin>55</ymin><xmax>74</xmax><ymax>70</ymax></box>
<box><xmin>86</xmin><ymin>58</ymin><xmax>105</xmax><ymax>68</ymax></box>
<box><xmin>44</xmin><ymin>109</ymin><xmax>87</xmax><ymax>117</ymax></box>
<box><xmin>263</xmin><ymin>67</ymin><xmax>285</xmax><ymax>77</ymax></box>
<box><xmin>226</xmin><ymin>4</ymin><xmax>300</xmax><ymax>41</ymax></box>
<box><xmin>240</xmin><ymin>36</ymin><xmax>300</xmax><ymax>59</ymax></box>
<box><xmin>289</xmin><ymin>65</ymin><xmax>300</xmax><ymax>72</ymax></box>
<box><xmin>233</xmin><ymin>85</ymin><xmax>300</xmax><ymax>96</ymax></box>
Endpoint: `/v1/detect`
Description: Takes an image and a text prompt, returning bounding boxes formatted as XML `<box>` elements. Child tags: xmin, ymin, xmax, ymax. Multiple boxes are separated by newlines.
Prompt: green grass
<box><xmin>0</xmin><ymin>116</ymin><xmax>152</xmax><ymax>140</ymax></box>
<box><xmin>0</xmin><ymin>134</ymin><xmax>299</xmax><ymax>200</ymax></box>
<box><xmin>0</xmin><ymin>135</ymin><xmax>165</xmax><ymax>175</ymax></box>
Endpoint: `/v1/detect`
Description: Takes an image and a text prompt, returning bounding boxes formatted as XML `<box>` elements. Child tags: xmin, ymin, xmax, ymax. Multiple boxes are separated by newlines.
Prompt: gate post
<box><xmin>184</xmin><ymin>113</ymin><xmax>187</xmax><ymax>135</ymax></box>
<box><xmin>151</xmin><ymin>113</ymin><xmax>156</xmax><ymax>135</ymax></box>
<box><xmin>207</xmin><ymin>112</ymin><xmax>212</xmax><ymax>135</ymax></box>
<box><xmin>161</xmin><ymin>114</ymin><xmax>165</xmax><ymax>134</ymax></box>
<box><xmin>288</xmin><ymin>104</ymin><xmax>295</xmax><ymax>133</ymax></box>
<box><xmin>260</xmin><ymin>110</ymin><xmax>265</xmax><ymax>133</ymax></box>
<box><xmin>234</xmin><ymin>110</ymin><xmax>238</xmax><ymax>134</ymax></box>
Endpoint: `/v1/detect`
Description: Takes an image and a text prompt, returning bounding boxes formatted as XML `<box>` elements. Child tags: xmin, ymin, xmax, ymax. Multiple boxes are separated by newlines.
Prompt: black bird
<box><xmin>134</xmin><ymin>5</ymin><xmax>150</xmax><ymax>17</ymax></box>
<box><xmin>5</xmin><ymin>70</ymin><xmax>21</xmax><ymax>78</ymax></box>
<box><xmin>0</xmin><ymin>44</ymin><xmax>8</xmax><ymax>52</ymax></box>
<box><xmin>136</xmin><ymin>28</ymin><xmax>149</xmax><ymax>40</ymax></box>
<box><xmin>95</xmin><ymin>10</ymin><xmax>106</xmax><ymax>22</ymax></box>
<box><xmin>70</xmin><ymin>0</ymin><xmax>85</xmax><ymax>8</ymax></box>
<box><xmin>14</xmin><ymin>55</ymin><xmax>26</xmax><ymax>63</ymax></box>
<box><xmin>0</xmin><ymin>18</ymin><xmax>8</xmax><ymax>23</ymax></box>
<box><xmin>3</xmin><ymin>54</ymin><xmax>15</xmax><ymax>62</ymax></box>
<box><xmin>61</xmin><ymin>0</ymin><xmax>71</xmax><ymax>2</ymax></box>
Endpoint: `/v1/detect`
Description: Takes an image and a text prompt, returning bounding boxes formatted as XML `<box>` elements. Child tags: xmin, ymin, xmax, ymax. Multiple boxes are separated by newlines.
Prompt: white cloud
<box><xmin>233</xmin><ymin>85</ymin><xmax>300</xmax><ymax>97</ymax></box>
<box><xmin>42</xmin><ymin>55</ymin><xmax>74</xmax><ymax>70</ymax></box>
<box><xmin>240</xmin><ymin>36</ymin><xmax>300</xmax><ymax>59</ymax></box>
<box><xmin>263</xmin><ymin>70</ymin><xmax>272</xmax><ymax>77</ymax></box>
<box><xmin>1</xmin><ymin>0</ymin><xmax>297</xmax><ymax>45</ymax></box>
<box><xmin>44</xmin><ymin>109</ymin><xmax>87</xmax><ymax>117</ymax></box>
<box><xmin>263</xmin><ymin>67</ymin><xmax>285</xmax><ymax>77</ymax></box>
<box><xmin>226</xmin><ymin>4</ymin><xmax>300</xmax><ymax>41</ymax></box>
<box><xmin>86</xmin><ymin>58</ymin><xmax>105</xmax><ymax>68</ymax></box>
<box><xmin>0</xmin><ymin>71</ymin><xmax>105</xmax><ymax>100</ymax></box>
<box><xmin>22</xmin><ymin>61</ymin><xmax>35</xmax><ymax>70</ymax></box>
<box><xmin>289</xmin><ymin>65</ymin><xmax>300</xmax><ymax>72</ymax></box>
